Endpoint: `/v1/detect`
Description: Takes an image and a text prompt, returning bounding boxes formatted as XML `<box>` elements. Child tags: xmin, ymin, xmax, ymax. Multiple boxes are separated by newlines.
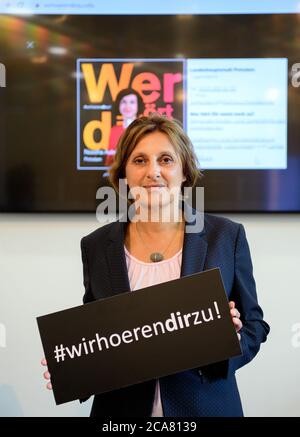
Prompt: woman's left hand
<box><xmin>229</xmin><ymin>301</ymin><xmax>243</xmax><ymax>341</ymax></box>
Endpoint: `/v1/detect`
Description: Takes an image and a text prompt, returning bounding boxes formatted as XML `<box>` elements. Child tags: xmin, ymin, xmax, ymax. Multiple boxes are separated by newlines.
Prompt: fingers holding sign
<box><xmin>41</xmin><ymin>357</ymin><xmax>52</xmax><ymax>390</ymax></box>
<box><xmin>229</xmin><ymin>301</ymin><xmax>243</xmax><ymax>341</ymax></box>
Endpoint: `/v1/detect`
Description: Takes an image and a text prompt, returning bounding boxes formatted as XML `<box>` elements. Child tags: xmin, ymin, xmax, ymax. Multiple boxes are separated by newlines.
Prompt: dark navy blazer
<box><xmin>80</xmin><ymin>210</ymin><xmax>270</xmax><ymax>417</ymax></box>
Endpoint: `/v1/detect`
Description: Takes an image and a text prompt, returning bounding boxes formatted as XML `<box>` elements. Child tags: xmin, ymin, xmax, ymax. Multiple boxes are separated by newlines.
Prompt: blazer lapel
<box><xmin>180</xmin><ymin>229</ymin><xmax>207</xmax><ymax>277</ymax></box>
<box><xmin>181</xmin><ymin>203</ymin><xmax>207</xmax><ymax>277</ymax></box>
<box><xmin>105</xmin><ymin>220</ymin><xmax>131</xmax><ymax>297</ymax></box>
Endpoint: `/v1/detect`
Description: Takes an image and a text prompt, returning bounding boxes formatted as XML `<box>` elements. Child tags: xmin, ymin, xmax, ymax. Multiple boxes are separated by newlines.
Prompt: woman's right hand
<box><xmin>41</xmin><ymin>358</ymin><xmax>52</xmax><ymax>390</ymax></box>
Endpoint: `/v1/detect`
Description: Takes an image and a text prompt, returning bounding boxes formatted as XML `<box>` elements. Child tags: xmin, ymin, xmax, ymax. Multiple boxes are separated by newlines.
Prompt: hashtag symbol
<box><xmin>54</xmin><ymin>344</ymin><xmax>66</xmax><ymax>362</ymax></box>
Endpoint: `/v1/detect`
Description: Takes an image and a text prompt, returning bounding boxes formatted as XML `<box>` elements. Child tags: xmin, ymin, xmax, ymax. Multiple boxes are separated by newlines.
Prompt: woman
<box><xmin>43</xmin><ymin>114</ymin><xmax>270</xmax><ymax>417</ymax></box>
<box><xmin>104</xmin><ymin>88</ymin><xmax>144</xmax><ymax>167</ymax></box>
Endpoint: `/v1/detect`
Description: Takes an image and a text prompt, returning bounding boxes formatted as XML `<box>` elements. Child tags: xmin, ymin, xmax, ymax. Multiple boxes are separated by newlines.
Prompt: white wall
<box><xmin>0</xmin><ymin>213</ymin><xmax>299</xmax><ymax>417</ymax></box>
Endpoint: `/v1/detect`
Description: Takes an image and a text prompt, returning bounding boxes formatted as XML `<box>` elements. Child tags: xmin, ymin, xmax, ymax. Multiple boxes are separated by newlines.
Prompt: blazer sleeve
<box><xmin>227</xmin><ymin>223</ymin><xmax>270</xmax><ymax>376</ymax></box>
<box><xmin>81</xmin><ymin>237</ymin><xmax>95</xmax><ymax>305</ymax></box>
<box><xmin>79</xmin><ymin>237</ymin><xmax>94</xmax><ymax>404</ymax></box>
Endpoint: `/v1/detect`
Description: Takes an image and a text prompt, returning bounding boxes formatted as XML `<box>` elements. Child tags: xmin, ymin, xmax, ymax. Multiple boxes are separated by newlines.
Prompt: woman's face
<box><xmin>125</xmin><ymin>131</ymin><xmax>186</xmax><ymax>211</ymax></box>
<box><xmin>119</xmin><ymin>94</ymin><xmax>138</xmax><ymax>120</ymax></box>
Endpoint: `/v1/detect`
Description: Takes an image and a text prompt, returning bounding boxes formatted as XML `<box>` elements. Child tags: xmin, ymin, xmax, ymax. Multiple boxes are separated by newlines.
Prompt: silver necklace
<box><xmin>135</xmin><ymin>222</ymin><xmax>181</xmax><ymax>262</ymax></box>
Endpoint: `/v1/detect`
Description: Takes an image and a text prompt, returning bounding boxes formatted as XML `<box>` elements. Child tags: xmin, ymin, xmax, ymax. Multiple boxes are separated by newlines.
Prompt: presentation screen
<box><xmin>0</xmin><ymin>8</ymin><xmax>299</xmax><ymax>211</ymax></box>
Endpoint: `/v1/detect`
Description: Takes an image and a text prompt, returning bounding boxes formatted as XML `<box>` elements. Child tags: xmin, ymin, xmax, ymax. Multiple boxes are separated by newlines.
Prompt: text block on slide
<box><xmin>187</xmin><ymin>58</ymin><xmax>288</xmax><ymax>169</ymax></box>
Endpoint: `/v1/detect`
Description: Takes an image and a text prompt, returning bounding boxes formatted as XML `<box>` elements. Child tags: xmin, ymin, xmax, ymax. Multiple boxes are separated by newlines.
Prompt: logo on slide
<box><xmin>76</xmin><ymin>58</ymin><xmax>184</xmax><ymax>170</ymax></box>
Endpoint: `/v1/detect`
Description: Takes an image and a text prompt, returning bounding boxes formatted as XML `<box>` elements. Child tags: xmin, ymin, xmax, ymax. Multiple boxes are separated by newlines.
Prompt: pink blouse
<box><xmin>124</xmin><ymin>245</ymin><xmax>183</xmax><ymax>417</ymax></box>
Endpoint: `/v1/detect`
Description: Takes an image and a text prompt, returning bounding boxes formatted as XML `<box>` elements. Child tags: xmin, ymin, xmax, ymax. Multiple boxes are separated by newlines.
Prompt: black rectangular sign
<box><xmin>37</xmin><ymin>268</ymin><xmax>242</xmax><ymax>405</ymax></box>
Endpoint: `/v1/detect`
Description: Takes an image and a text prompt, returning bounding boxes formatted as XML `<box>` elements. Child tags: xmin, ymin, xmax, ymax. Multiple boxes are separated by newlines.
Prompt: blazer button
<box><xmin>198</xmin><ymin>369</ymin><xmax>202</xmax><ymax>376</ymax></box>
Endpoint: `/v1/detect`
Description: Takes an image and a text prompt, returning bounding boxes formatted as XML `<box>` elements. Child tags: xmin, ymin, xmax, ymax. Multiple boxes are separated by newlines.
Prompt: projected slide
<box><xmin>77</xmin><ymin>57</ymin><xmax>287</xmax><ymax>171</ymax></box>
<box><xmin>187</xmin><ymin>58</ymin><xmax>288</xmax><ymax>169</ymax></box>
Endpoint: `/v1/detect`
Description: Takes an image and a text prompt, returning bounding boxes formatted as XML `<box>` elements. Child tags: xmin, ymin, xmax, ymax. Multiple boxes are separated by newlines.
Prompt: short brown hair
<box><xmin>112</xmin><ymin>88</ymin><xmax>144</xmax><ymax>122</ymax></box>
<box><xmin>109</xmin><ymin>114</ymin><xmax>202</xmax><ymax>195</ymax></box>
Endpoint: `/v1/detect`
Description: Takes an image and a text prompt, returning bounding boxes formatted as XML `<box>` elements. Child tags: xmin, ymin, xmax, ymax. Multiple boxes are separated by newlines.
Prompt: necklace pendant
<box><xmin>150</xmin><ymin>252</ymin><xmax>164</xmax><ymax>263</ymax></box>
